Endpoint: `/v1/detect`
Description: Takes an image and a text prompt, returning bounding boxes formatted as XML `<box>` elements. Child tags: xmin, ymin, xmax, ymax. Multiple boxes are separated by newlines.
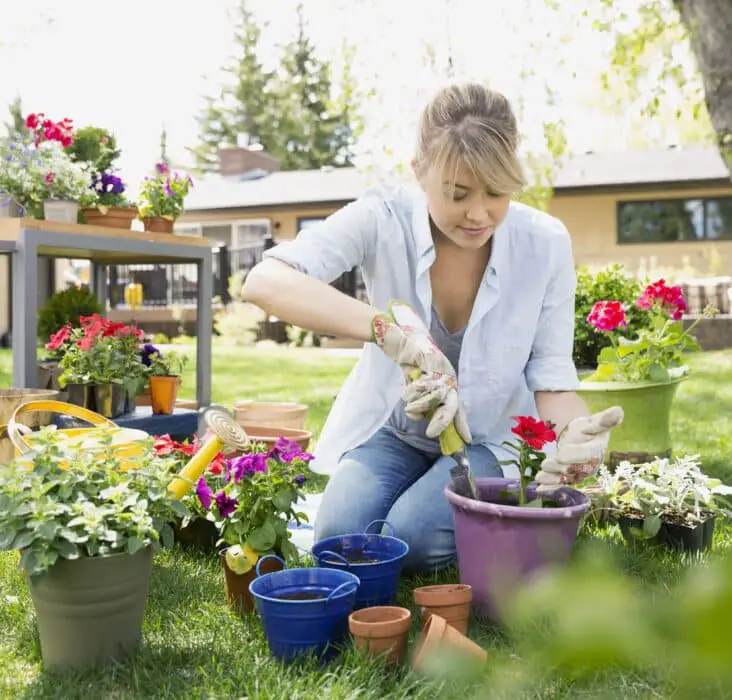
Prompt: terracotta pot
<box><xmin>233</xmin><ymin>400</ymin><xmax>309</xmax><ymax>430</ymax></box>
<box><xmin>82</xmin><ymin>206</ymin><xmax>138</xmax><ymax>230</ymax></box>
<box><xmin>413</xmin><ymin>584</ymin><xmax>472</xmax><ymax>635</ymax></box>
<box><xmin>412</xmin><ymin>614</ymin><xmax>487</xmax><ymax>673</ymax></box>
<box><xmin>349</xmin><ymin>606</ymin><xmax>412</xmax><ymax>665</ymax></box>
<box><xmin>221</xmin><ymin>551</ymin><xmax>284</xmax><ymax>615</ymax></box>
<box><xmin>149</xmin><ymin>375</ymin><xmax>181</xmax><ymax>415</ymax></box>
<box><xmin>235</xmin><ymin>423</ymin><xmax>312</xmax><ymax>452</ymax></box>
<box><xmin>142</xmin><ymin>216</ymin><xmax>175</xmax><ymax>233</ymax></box>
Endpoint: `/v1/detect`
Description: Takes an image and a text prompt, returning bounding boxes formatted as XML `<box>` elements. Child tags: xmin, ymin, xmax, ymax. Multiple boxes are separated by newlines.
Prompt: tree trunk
<box><xmin>674</xmin><ymin>0</ymin><xmax>732</xmax><ymax>176</ymax></box>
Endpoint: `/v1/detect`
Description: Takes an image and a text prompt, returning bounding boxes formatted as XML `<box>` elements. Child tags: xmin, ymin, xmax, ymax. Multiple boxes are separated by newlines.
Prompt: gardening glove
<box><xmin>371</xmin><ymin>301</ymin><xmax>471</xmax><ymax>444</ymax></box>
<box><xmin>535</xmin><ymin>406</ymin><xmax>624</xmax><ymax>493</ymax></box>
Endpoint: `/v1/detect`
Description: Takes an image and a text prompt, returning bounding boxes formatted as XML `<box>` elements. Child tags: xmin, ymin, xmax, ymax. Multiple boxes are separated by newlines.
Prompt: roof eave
<box><xmin>553</xmin><ymin>177</ymin><xmax>732</xmax><ymax>196</ymax></box>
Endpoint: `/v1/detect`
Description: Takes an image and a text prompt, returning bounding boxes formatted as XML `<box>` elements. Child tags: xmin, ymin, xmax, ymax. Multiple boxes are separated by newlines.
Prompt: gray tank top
<box><xmin>384</xmin><ymin>305</ymin><xmax>466</xmax><ymax>454</ymax></box>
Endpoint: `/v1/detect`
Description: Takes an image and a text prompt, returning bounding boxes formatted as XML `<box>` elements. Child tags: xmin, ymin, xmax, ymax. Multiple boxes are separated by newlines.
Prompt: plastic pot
<box><xmin>27</xmin><ymin>547</ymin><xmax>153</xmax><ymax>671</ymax></box>
<box><xmin>149</xmin><ymin>375</ymin><xmax>181</xmax><ymax>415</ymax></box>
<box><xmin>413</xmin><ymin>583</ymin><xmax>472</xmax><ymax>634</ymax></box>
<box><xmin>349</xmin><ymin>606</ymin><xmax>412</xmax><ymax>665</ymax></box>
<box><xmin>576</xmin><ymin>376</ymin><xmax>685</xmax><ymax>466</ymax></box>
<box><xmin>249</xmin><ymin>555</ymin><xmax>360</xmax><ymax>663</ymax></box>
<box><xmin>618</xmin><ymin>513</ymin><xmax>716</xmax><ymax>553</ymax></box>
<box><xmin>445</xmin><ymin>478</ymin><xmax>589</xmax><ymax>622</ymax></box>
<box><xmin>312</xmin><ymin>519</ymin><xmax>409</xmax><ymax>609</ymax></box>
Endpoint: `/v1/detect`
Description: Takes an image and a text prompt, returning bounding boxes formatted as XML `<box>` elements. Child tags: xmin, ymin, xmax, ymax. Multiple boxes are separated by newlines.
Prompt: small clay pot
<box><xmin>349</xmin><ymin>606</ymin><xmax>412</xmax><ymax>665</ymax></box>
<box><xmin>142</xmin><ymin>216</ymin><xmax>175</xmax><ymax>233</ymax></box>
<box><xmin>221</xmin><ymin>551</ymin><xmax>284</xmax><ymax>615</ymax></box>
<box><xmin>413</xmin><ymin>583</ymin><xmax>472</xmax><ymax>634</ymax></box>
<box><xmin>149</xmin><ymin>375</ymin><xmax>181</xmax><ymax>415</ymax></box>
<box><xmin>412</xmin><ymin>613</ymin><xmax>487</xmax><ymax>673</ymax></box>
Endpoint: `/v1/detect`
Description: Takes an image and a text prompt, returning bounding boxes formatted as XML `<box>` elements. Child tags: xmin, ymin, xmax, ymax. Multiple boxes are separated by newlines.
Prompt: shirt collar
<box><xmin>411</xmin><ymin>187</ymin><xmax>509</xmax><ymax>283</ymax></box>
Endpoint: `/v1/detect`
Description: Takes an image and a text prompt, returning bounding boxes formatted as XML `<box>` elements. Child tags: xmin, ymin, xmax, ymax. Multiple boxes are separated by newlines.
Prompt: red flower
<box><xmin>25</xmin><ymin>113</ymin><xmax>40</xmax><ymax>129</ymax></box>
<box><xmin>45</xmin><ymin>324</ymin><xmax>71</xmax><ymax>351</ymax></box>
<box><xmin>587</xmin><ymin>300</ymin><xmax>627</xmax><ymax>332</ymax></box>
<box><xmin>636</xmin><ymin>279</ymin><xmax>688</xmax><ymax>321</ymax></box>
<box><xmin>511</xmin><ymin>416</ymin><xmax>557</xmax><ymax>451</ymax></box>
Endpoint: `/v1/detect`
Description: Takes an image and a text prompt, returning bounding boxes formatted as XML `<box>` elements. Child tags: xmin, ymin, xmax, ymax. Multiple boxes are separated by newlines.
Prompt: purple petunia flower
<box><xmin>226</xmin><ymin>453</ymin><xmax>268</xmax><ymax>483</ymax></box>
<box><xmin>269</xmin><ymin>437</ymin><xmax>314</xmax><ymax>464</ymax></box>
<box><xmin>215</xmin><ymin>491</ymin><xmax>238</xmax><ymax>518</ymax></box>
<box><xmin>140</xmin><ymin>343</ymin><xmax>160</xmax><ymax>367</ymax></box>
<box><xmin>294</xmin><ymin>474</ymin><xmax>306</xmax><ymax>487</ymax></box>
<box><xmin>195</xmin><ymin>477</ymin><xmax>212</xmax><ymax>510</ymax></box>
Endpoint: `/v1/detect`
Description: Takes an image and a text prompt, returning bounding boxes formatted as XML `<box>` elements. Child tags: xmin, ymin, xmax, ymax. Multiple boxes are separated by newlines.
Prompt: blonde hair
<box><xmin>415</xmin><ymin>83</ymin><xmax>526</xmax><ymax>196</ymax></box>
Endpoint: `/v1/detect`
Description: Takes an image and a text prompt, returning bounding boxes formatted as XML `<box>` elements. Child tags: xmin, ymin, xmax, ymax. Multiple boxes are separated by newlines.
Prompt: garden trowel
<box><xmin>389</xmin><ymin>301</ymin><xmax>478</xmax><ymax>500</ymax></box>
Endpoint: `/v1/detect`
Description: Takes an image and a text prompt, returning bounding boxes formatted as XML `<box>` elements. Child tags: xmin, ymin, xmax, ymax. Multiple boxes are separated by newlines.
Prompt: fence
<box><xmin>105</xmin><ymin>241</ymin><xmax>367</xmax><ymax>309</ymax></box>
<box><xmin>678</xmin><ymin>279</ymin><xmax>732</xmax><ymax>316</ymax></box>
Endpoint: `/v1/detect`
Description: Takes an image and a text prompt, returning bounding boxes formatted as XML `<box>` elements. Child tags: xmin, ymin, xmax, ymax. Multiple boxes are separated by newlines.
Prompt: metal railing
<box><xmin>105</xmin><ymin>240</ymin><xmax>366</xmax><ymax>308</ymax></box>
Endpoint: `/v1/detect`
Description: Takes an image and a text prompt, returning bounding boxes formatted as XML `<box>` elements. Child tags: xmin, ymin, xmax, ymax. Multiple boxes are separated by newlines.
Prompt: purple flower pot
<box><xmin>444</xmin><ymin>477</ymin><xmax>590</xmax><ymax>623</ymax></box>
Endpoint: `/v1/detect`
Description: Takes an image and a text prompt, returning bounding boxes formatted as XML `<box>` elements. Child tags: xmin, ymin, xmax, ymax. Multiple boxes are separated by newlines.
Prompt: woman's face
<box><xmin>414</xmin><ymin>160</ymin><xmax>511</xmax><ymax>250</ymax></box>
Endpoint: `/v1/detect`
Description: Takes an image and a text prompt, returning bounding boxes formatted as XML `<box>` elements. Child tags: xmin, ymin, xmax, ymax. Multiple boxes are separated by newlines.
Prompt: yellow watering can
<box><xmin>5</xmin><ymin>400</ymin><xmax>250</xmax><ymax>499</ymax></box>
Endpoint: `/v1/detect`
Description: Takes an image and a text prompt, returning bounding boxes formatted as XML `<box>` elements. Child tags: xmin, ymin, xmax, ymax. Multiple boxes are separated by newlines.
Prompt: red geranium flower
<box><xmin>510</xmin><ymin>416</ymin><xmax>557</xmax><ymax>451</ymax></box>
<box><xmin>587</xmin><ymin>300</ymin><xmax>627</xmax><ymax>332</ymax></box>
<box><xmin>636</xmin><ymin>278</ymin><xmax>688</xmax><ymax>321</ymax></box>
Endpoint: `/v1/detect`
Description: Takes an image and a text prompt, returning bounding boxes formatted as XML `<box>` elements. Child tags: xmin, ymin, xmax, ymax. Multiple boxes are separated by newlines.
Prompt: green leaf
<box><xmin>169</xmin><ymin>499</ymin><xmax>190</xmax><ymax>518</ymax></box>
<box><xmin>643</xmin><ymin>514</ymin><xmax>662</xmax><ymax>538</ymax></box>
<box><xmin>0</xmin><ymin>530</ymin><xmax>16</xmax><ymax>550</ymax></box>
<box><xmin>159</xmin><ymin>522</ymin><xmax>174</xmax><ymax>549</ymax></box>
<box><xmin>127</xmin><ymin>536</ymin><xmax>144</xmax><ymax>555</ymax></box>
<box><xmin>59</xmin><ymin>528</ymin><xmax>88</xmax><ymax>544</ymax></box>
<box><xmin>272</xmin><ymin>488</ymin><xmax>294</xmax><ymax>511</ymax></box>
<box><xmin>248</xmin><ymin>521</ymin><xmax>277</xmax><ymax>552</ymax></box>
<box><xmin>647</xmin><ymin>364</ymin><xmax>670</xmax><ymax>383</ymax></box>
<box><xmin>11</xmin><ymin>530</ymin><xmax>36</xmax><ymax>550</ymax></box>
<box><xmin>54</xmin><ymin>539</ymin><xmax>80</xmax><ymax>559</ymax></box>
<box><xmin>279</xmin><ymin>538</ymin><xmax>298</xmax><ymax>562</ymax></box>
<box><xmin>598</xmin><ymin>346</ymin><xmax>617</xmax><ymax>363</ymax></box>
<box><xmin>38</xmin><ymin>520</ymin><xmax>60</xmax><ymax>541</ymax></box>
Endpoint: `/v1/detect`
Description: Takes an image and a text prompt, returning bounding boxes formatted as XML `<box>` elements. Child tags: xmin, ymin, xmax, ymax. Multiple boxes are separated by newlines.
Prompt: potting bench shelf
<box><xmin>0</xmin><ymin>218</ymin><xmax>214</xmax><ymax>407</ymax></box>
<box><xmin>53</xmin><ymin>405</ymin><xmax>200</xmax><ymax>443</ymax></box>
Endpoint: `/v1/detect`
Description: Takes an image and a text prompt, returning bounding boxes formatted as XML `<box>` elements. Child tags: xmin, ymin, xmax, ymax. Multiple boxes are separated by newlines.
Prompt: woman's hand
<box><xmin>535</xmin><ymin>406</ymin><xmax>624</xmax><ymax>492</ymax></box>
<box><xmin>372</xmin><ymin>308</ymin><xmax>471</xmax><ymax>443</ymax></box>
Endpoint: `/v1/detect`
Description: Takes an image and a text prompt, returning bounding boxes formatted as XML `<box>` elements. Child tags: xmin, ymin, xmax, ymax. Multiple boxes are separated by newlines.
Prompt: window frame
<box><xmin>616</xmin><ymin>195</ymin><xmax>732</xmax><ymax>245</ymax></box>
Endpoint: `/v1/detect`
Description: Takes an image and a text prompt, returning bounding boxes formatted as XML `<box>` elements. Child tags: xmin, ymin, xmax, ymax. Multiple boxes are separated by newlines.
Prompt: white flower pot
<box><xmin>43</xmin><ymin>200</ymin><xmax>78</xmax><ymax>224</ymax></box>
<box><xmin>0</xmin><ymin>199</ymin><xmax>20</xmax><ymax>218</ymax></box>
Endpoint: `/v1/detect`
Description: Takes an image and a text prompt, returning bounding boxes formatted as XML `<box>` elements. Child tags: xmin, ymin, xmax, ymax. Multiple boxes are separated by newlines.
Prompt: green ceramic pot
<box><xmin>27</xmin><ymin>546</ymin><xmax>153</xmax><ymax>671</ymax></box>
<box><xmin>575</xmin><ymin>376</ymin><xmax>686</xmax><ymax>467</ymax></box>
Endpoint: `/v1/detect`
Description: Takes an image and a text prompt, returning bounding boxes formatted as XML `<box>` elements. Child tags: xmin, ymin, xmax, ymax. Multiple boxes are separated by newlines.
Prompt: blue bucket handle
<box><xmin>326</xmin><ymin>580</ymin><xmax>358</xmax><ymax>603</ymax></box>
<box><xmin>364</xmin><ymin>519</ymin><xmax>396</xmax><ymax>538</ymax></box>
<box><xmin>256</xmin><ymin>554</ymin><xmax>287</xmax><ymax>578</ymax></box>
<box><xmin>318</xmin><ymin>549</ymin><xmax>350</xmax><ymax>566</ymax></box>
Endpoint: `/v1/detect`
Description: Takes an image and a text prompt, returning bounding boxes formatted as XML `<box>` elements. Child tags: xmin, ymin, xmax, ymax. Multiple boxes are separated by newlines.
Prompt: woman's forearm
<box><xmin>535</xmin><ymin>391</ymin><xmax>590</xmax><ymax>436</ymax></box>
<box><xmin>240</xmin><ymin>258</ymin><xmax>379</xmax><ymax>343</ymax></box>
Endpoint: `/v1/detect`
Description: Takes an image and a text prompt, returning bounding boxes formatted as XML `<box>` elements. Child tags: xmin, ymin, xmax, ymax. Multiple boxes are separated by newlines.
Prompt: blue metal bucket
<box><xmin>249</xmin><ymin>555</ymin><xmax>360</xmax><ymax>663</ymax></box>
<box><xmin>311</xmin><ymin>519</ymin><xmax>409</xmax><ymax>609</ymax></box>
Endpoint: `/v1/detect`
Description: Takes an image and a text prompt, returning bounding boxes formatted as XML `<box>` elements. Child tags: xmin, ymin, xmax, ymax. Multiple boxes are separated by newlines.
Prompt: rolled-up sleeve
<box><xmin>524</xmin><ymin>223</ymin><xmax>580</xmax><ymax>392</ymax></box>
<box><xmin>262</xmin><ymin>194</ymin><xmax>378</xmax><ymax>284</ymax></box>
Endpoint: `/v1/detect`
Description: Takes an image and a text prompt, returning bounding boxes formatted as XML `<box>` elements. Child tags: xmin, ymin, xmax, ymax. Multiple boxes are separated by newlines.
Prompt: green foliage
<box><xmin>193</xmin><ymin>440</ymin><xmax>311</xmax><ymax>562</ymax></box>
<box><xmin>66</xmin><ymin>125</ymin><xmax>121</xmax><ymax>172</ymax></box>
<box><xmin>2</xmin><ymin>95</ymin><xmax>26</xmax><ymax>148</ymax></box>
<box><xmin>137</xmin><ymin>165</ymin><xmax>193</xmax><ymax>220</ymax></box>
<box><xmin>190</xmin><ymin>0</ymin><xmax>362</xmax><ymax>172</ymax></box>
<box><xmin>0</xmin><ymin>428</ymin><xmax>187</xmax><ymax>577</ymax></box>
<box><xmin>37</xmin><ymin>285</ymin><xmax>103</xmax><ymax>345</ymax></box>
<box><xmin>574</xmin><ymin>265</ymin><xmax>653</xmax><ymax>369</ymax></box>
<box><xmin>147</xmin><ymin>349</ymin><xmax>187</xmax><ymax>377</ymax></box>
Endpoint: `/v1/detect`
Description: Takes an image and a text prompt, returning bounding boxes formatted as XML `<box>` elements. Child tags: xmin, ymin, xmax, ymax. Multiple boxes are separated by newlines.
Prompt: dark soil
<box><xmin>276</xmin><ymin>592</ymin><xmax>326</xmax><ymax>600</ymax></box>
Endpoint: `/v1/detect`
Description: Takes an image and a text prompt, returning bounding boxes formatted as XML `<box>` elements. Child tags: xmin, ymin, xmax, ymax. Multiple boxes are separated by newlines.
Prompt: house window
<box><xmin>297</xmin><ymin>217</ymin><xmax>325</xmax><ymax>232</ymax></box>
<box><xmin>617</xmin><ymin>197</ymin><xmax>732</xmax><ymax>243</ymax></box>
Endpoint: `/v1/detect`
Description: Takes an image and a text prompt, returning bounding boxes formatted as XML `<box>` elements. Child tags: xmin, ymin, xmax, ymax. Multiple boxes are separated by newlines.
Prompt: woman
<box><xmin>241</xmin><ymin>82</ymin><xmax>622</xmax><ymax>573</ymax></box>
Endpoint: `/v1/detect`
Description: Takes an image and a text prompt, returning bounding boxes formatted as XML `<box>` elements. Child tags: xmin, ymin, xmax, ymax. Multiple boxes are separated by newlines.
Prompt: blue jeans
<box><xmin>313</xmin><ymin>427</ymin><xmax>501</xmax><ymax>574</ymax></box>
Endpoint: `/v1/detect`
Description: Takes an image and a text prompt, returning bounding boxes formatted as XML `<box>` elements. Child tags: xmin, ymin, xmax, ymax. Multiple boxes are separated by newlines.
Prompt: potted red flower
<box><xmin>576</xmin><ymin>278</ymin><xmax>717</xmax><ymax>466</ymax></box>
<box><xmin>50</xmin><ymin>314</ymin><xmax>147</xmax><ymax>417</ymax></box>
<box><xmin>444</xmin><ymin>415</ymin><xmax>589</xmax><ymax>622</ymax></box>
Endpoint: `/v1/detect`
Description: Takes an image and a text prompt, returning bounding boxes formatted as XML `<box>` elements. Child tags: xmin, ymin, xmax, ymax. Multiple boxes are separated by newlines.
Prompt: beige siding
<box><xmin>549</xmin><ymin>185</ymin><xmax>732</xmax><ymax>277</ymax></box>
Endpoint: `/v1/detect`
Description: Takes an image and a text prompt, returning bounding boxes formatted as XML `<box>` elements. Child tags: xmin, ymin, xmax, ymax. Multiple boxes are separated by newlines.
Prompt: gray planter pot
<box><xmin>27</xmin><ymin>546</ymin><xmax>153</xmax><ymax>671</ymax></box>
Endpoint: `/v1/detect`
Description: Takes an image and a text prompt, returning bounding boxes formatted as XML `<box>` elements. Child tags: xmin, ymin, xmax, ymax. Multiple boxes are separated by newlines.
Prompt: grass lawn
<box><xmin>1</xmin><ymin>345</ymin><xmax>731</xmax><ymax>698</ymax></box>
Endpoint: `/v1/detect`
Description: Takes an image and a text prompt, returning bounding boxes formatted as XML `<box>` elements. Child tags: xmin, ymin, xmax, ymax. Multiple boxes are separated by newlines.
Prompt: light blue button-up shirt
<box><xmin>263</xmin><ymin>184</ymin><xmax>580</xmax><ymax>476</ymax></box>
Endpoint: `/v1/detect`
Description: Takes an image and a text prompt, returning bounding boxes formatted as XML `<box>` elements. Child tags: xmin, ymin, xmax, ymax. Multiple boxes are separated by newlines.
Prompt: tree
<box><xmin>271</xmin><ymin>3</ymin><xmax>358</xmax><ymax>169</ymax></box>
<box><xmin>190</xmin><ymin>0</ymin><xmax>361</xmax><ymax>172</ymax></box>
<box><xmin>3</xmin><ymin>95</ymin><xmax>27</xmax><ymax>146</ymax></box>
<box><xmin>189</xmin><ymin>0</ymin><xmax>277</xmax><ymax>172</ymax></box>
<box><xmin>587</xmin><ymin>0</ymin><xmax>732</xmax><ymax>175</ymax></box>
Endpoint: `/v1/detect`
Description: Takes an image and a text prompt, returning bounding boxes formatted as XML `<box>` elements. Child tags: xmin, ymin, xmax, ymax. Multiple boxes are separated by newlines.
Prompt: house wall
<box><xmin>548</xmin><ymin>185</ymin><xmax>732</xmax><ymax>278</ymax></box>
<box><xmin>177</xmin><ymin>205</ymin><xmax>342</xmax><ymax>241</ymax></box>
